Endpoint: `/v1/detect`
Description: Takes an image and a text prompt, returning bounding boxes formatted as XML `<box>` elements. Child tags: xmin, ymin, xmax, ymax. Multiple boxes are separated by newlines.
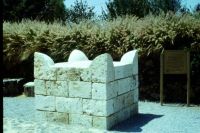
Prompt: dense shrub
<box><xmin>3</xmin><ymin>14</ymin><xmax>200</xmax><ymax>103</ymax></box>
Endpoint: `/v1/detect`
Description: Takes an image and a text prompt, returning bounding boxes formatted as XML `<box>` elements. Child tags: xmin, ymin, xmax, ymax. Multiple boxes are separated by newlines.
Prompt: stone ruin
<box><xmin>34</xmin><ymin>49</ymin><xmax>139</xmax><ymax>129</ymax></box>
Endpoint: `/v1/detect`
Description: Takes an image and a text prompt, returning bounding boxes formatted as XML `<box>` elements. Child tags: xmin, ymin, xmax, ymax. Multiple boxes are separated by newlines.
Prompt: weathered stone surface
<box><xmin>135</xmin><ymin>74</ymin><xmax>139</xmax><ymax>88</ymax></box>
<box><xmin>46</xmin><ymin>112</ymin><xmax>69</xmax><ymax>124</ymax></box>
<box><xmin>133</xmin><ymin>88</ymin><xmax>139</xmax><ymax>103</ymax></box>
<box><xmin>56</xmin><ymin>81</ymin><xmax>68</xmax><ymax>97</ymax></box>
<box><xmin>117</xmin><ymin>77</ymin><xmax>133</xmax><ymax>95</ymax></box>
<box><xmin>46</xmin><ymin>81</ymin><xmax>68</xmax><ymax>97</ymax></box>
<box><xmin>124</xmin><ymin>91</ymin><xmax>134</xmax><ymax>107</ymax></box>
<box><xmin>117</xmin><ymin>107</ymin><xmax>130</xmax><ymax>122</ymax></box>
<box><xmin>34</xmin><ymin>52</ymin><xmax>54</xmax><ymax>67</ymax></box>
<box><xmin>34</xmin><ymin>79</ymin><xmax>46</xmax><ymax>95</ymax></box>
<box><xmin>92</xmin><ymin>82</ymin><xmax>117</xmax><ymax>100</ymax></box>
<box><xmin>90</xmin><ymin>54</ymin><xmax>115</xmax><ymax>83</ymax></box>
<box><xmin>69</xmin><ymin>114</ymin><xmax>92</xmax><ymax>127</ymax></box>
<box><xmin>56</xmin><ymin>97</ymin><xmax>82</xmax><ymax>114</ymax></box>
<box><xmin>93</xmin><ymin>116</ymin><xmax>107</xmax><ymax>129</ymax></box>
<box><xmin>65</xmin><ymin>68</ymin><xmax>83</xmax><ymax>81</ymax></box>
<box><xmin>114</xmin><ymin>64</ymin><xmax>132</xmax><ymax>80</ymax></box>
<box><xmin>123</xmin><ymin>64</ymin><xmax>133</xmax><ymax>78</ymax></box>
<box><xmin>35</xmin><ymin>95</ymin><xmax>55</xmax><ymax>111</ymax></box>
<box><xmin>83</xmin><ymin>99</ymin><xmax>114</xmax><ymax>116</ymax></box>
<box><xmin>35</xmin><ymin>67</ymin><xmax>57</xmax><ymax>80</ymax></box>
<box><xmin>44</xmin><ymin>67</ymin><xmax>57</xmax><ymax>80</ymax></box>
<box><xmin>80</xmin><ymin>69</ymin><xmax>91</xmax><ymax>82</ymax></box>
<box><xmin>34</xmin><ymin>50</ymin><xmax>139</xmax><ymax>130</ymax></box>
<box><xmin>35</xmin><ymin>110</ymin><xmax>69</xmax><ymax>124</ymax></box>
<box><xmin>56</xmin><ymin>67</ymin><xmax>83</xmax><ymax>81</ymax></box>
<box><xmin>130</xmin><ymin>75</ymin><xmax>136</xmax><ymax>90</ymax></box>
<box><xmin>114</xmin><ymin>65</ymin><xmax>124</xmax><ymax>80</ymax></box>
<box><xmin>129</xmin><ymin>103</ymin><xmax>138</xmax><ymax>116</ymax></box>
<box><xmin>68</xmin><ymin>49</ymin><xmax>89</xmax><ymax>62</ymax></box>
<box><xmin>113</xmin><ymin>95</ymin><xmax>125</xmax><ymax>112</ymax></box>
<box><xmin>69</xmin><ymin>81</ymin><xmax>91</xmax><ymax>98</ymax></box>
<box><xmin>34</xmin><ymin>52</ymin><xmax>56</xmax><ymax>80</ymax></box>
<box><xmin>92</xmin><ymin>114</ymin><xmax>117</xmax><ymax>129</ymax></box>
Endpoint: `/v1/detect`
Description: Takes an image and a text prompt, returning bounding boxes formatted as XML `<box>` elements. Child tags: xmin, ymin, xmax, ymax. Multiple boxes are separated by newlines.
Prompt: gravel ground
<box><xmin>3</xmin><ymin>96</ymin><xmax>200</xmax><ymax>133</ymax></box>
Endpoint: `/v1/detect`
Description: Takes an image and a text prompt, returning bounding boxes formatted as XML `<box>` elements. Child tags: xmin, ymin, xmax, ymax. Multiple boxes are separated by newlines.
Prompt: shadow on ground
<box><xmin>111</xmin><ymin>113</ymin><xmax>163</xmax><ymax>132</ymax></box>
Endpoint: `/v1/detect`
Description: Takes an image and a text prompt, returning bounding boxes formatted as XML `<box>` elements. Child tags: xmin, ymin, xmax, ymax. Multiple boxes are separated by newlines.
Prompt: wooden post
<box><xmin>160</xmin><ymin>51</ymin><xmax>164</xmax><ymax>106</ymax></box>
<box><xmin>187</xmin><ymin>52</ymin><xmax>190</xmax><ymax>107</ymax></box>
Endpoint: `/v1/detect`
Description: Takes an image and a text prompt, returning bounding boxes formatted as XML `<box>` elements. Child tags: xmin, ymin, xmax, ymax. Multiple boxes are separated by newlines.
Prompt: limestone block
<box><xmin>44</xmin><ymin>67</ymin><xmax>57</xmax><ymax>80</ymax></box>
<box><xmin>35</xmin><ymin>95</ymin><xmax>55</xmax><ymax>111</ymax></box>
<box><xmin>35</xmin><ymin>67</ymin><xmax>57</xmax><ymax>80</ymax></box>
<box><xmin>130</xmin><ymin>75</ymin><xmax>136</xmax><ymax>90</ymax></box>
<box><xmin>113</xmin><ymin>95</ymin><xmax>125</xmax><ymax>112</ymax></box>
<box><xmin>46</xmin><ymin>81</ymin><xmax>68</xmax><ymax>97</ymax></box>
<box><xmin>56</xmin><ymin>68</ymin><xmax>68</xmax><ymax>80</ymax></box>
<box><xmin>93</xmin><ymin>116</ymin><xmax>107</xmax><ymax>129</ymax></box>
<box><xmin>69</xmin><ymin>81</ymin><xmax>91</xmax><ymax>98</ymax></box>
<box><xmin>34</xmin><ymin>79</ymin><xmax>46</xmax><ymax>95</ymax></box>
<box><xmin>120</xmin><ymin>50</ymin><xmax>138</xmax><ymax>75</ymax></box>
<box><xmin>123</xmin><ymin>64</ymin><xmax>133</xmax><ymax>78</ymax></box>
<box><xmin>46</xmin><ymin>112</ymin><xmax>69</xmax><ymax>124</ymax></box>
<box><xmin>117</xmin><ymin>77</ymin><xmax>133</xmax><ymax>95</ymax></box>
<box><xmin>135</xmin><ymin>74</ymin><xmax>139</xmax><ymax>88</ymax></box>
<box><xmin>83</xmin><ymin>99</ymin><xmax>114</xmax><ymax>116</ymax></box>
<box><xmin>124</xmin><ymin>91</ymin><xmax>134</xmax><ymax>107</ymax></box>
<box><xmin>114</xmin><ymin>66</ymin><xmax>124</xmax><ymax>80</ymax></box>
<box><xmin>69</xmin><ymin>114</ymin><xmax>92</xmax><ymax>127</ymax></box>
<box><xmin>34</xmin><ymin>52</ymin><xmax>54</xmax><ymax>67</ymax></box>
<box><xmin>46</xmin><ymin>81</ymin><xmax>57</xmax><ymax>96</ymax></box>
<box><xmin>68</xmin><ymin>49</ymin><xmax>89</xmax><ymax>62</ymax></box>
<box><xmin>92</xmin><ymin>82</ymin><xmax>117</xmax><ymax>100</ymax></box>
<box><xmin>56</xmin><ymin>97</ymin><xmax>82</xmax><ymax>114</ymax></box>
<box><xmin>90</xmin><ymin>54</ymin><xmax>115</xmax><ymax>83</ymax></box>
<box><xmin>129</xmin><ymin>103</ymin><xmax>138</xmax><ymax>116</ymax></box>
<box><xmin>35</xmin><ymin>110</ymin><xmax>68</xmax><ymax>124</ymax></box>
<box><xmin>115</xmin><ymin>64</ymin><xmax>132</xmax><ymax>80</ymax></box>
<box><xmin>117</xmin><ymin>107</ymin><xmax>130</xmax><ymax>122</ymax></box>
<box><xmin>34</xmin><ymin>52</ymin><xmax>56</xmax><ymax>80</ymax></box>
<box><xmin>133</xmin><ymin>88</ymin><xmax>139</xmax><ymax>103</ymax></box>
<box><xmin>92</xmin><ymin>114</ymin><xmax>117</xmax><ymax>129</ymax></box>
<box><xmin>56</xmin><ymin>67</ymin><xmax>83</xmax><ymax>81</ymax></box>
<box><xmin>67</xmin><ymin>68</ymin><xmax>83</xmax><ymax>81</ymax></box>
<box><xmin>80</xmin><ymin>69</ymin><xmax>91</xmax><ymax>82</ymax></box>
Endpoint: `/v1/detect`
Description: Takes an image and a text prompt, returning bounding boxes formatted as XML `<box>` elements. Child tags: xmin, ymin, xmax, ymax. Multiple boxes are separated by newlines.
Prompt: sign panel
<box><xmin>163</xmin><ymin>50</ymin><xmax>187</xmax><ymax>74</ymax></box>
<box><xmin>160</xmin><ymin>50</ymin><xmax>190</xmax><ymax>106</ymax></box>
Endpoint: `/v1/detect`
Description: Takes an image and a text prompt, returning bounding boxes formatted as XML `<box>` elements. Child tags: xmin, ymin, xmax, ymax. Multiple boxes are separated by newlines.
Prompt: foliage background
<box><xmin>3</xmin><ymin>13</ymin><xmax>200</xmax><ymax>104</ymax></box>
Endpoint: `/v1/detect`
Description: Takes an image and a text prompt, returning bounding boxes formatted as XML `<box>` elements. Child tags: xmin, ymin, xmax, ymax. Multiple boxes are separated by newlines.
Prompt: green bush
<box><xmin>3</xmin><ymin>14</ymin><xmax>200</xmax><ymax>103</ymax></box>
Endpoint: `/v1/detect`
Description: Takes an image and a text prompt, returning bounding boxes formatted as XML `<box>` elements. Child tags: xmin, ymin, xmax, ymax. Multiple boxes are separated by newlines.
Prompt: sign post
<box><xmin>160</xmin><ymin>50</ymin><xmax>190</xmax><ymax>106</ymax></box>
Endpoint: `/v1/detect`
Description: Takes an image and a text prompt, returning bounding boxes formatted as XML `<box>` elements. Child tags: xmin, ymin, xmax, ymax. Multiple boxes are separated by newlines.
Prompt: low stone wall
<box><xmin>34</xmin><ymin>49</ymin><xmax>139</xmax><ymax>129</ymax></box>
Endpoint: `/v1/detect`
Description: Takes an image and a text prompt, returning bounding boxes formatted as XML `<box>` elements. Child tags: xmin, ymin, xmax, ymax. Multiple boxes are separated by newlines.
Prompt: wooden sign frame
<box><xmin>160</xmin><ymin>50</ymin><xmax>190</xmax><ymax>106</ymax></box>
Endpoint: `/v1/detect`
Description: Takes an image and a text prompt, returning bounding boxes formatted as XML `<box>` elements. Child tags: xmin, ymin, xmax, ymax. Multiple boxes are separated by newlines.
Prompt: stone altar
<box><xmin>34</xmin><ymin>49</ymin><xmax>139</xmax><ymax>129</ymax></box>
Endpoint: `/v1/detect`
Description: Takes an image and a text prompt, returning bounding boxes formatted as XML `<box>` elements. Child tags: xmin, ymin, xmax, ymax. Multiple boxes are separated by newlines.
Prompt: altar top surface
<box><xmin>52</xmin><ymin>61</ymin><xmax>128</xmax><ymax>69</ymax></box>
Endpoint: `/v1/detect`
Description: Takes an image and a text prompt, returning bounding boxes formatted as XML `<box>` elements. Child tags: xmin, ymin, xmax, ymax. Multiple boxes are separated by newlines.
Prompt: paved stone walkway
<box><xmin>3</xmin><ymin>97</ymin><xmax>200</xmax><ymax>133</ymax></box>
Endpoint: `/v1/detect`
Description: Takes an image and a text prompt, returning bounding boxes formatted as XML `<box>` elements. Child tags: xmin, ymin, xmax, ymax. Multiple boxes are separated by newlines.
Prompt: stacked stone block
<box><xmin>34</xmin><ymin>49</ymin><xmax>139</xmax><ymax>130</ymax></box>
